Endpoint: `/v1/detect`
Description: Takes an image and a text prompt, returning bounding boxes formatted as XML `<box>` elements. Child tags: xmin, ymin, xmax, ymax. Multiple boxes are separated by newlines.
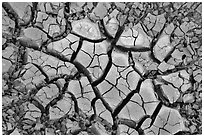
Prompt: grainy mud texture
<box><xmin>2</xmin><ymin>2</ymin><xmax>202</xmax><ymax>135</ymax></box>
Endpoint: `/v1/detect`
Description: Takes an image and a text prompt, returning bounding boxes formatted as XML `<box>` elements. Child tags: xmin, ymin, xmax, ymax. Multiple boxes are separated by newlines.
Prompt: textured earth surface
<box><xmin>2</xmin><ymin>2</ymin><xmax>202</xmax><ymax>135</ymax></box>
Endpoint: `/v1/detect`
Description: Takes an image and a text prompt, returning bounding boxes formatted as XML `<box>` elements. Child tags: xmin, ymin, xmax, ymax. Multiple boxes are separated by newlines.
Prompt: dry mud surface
<box><xmin>2</xmin><ymin>2</ymin><xmax>202</xmax><ymax>135</ymax></box>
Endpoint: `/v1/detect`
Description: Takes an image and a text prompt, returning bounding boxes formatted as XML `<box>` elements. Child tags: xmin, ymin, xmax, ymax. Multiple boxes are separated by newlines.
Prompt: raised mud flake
<box><xmin>23</xmin><ymin>27</ymin><xmax>48</xmax><ymax>44</ymax></box>
<box><xmin>153</xmin><ymin>35</ymin><xmax>173</xmax><ymax>62</ymax></box>
<box><xmin>118</xmin><ymin>24</ymin><xmax>150</xmax><ymax>49</ymax></box>
<box><xmin>92</xmin><ymin>2</ymin><xmax>108</xmax><ymax>19</ymax></box>
<box><xmin>72</xmin><ymin>18</ymin><xmax>101</xmax><ymax>40</ymax></box>
<box><xmin>112</xmin><ymin>50</ymin><xmax>129</xmax><ymax>67</ymax></box>
<box><xmin>157</xmin><ymin>61</ymin><xmax>175</xmax><ymax>72</ymax></box>
<box><xmin>162</xmin><ymin>72</ymin><xmax>184</xmax><ymax>88</ymax></box>
<box><xmin>161</xmin><ymin>84</ymin><xmax>180</xmax><ymax>104</ymax></box>
<box><xmin>104</xmin><ymin>17</ymin><xmax>119</xmax><ymax>37</ymax></box>
<box><xmin>182</xmin><ymin>93</ymin><xmax>195</xmax><ymax>104</ymax></box>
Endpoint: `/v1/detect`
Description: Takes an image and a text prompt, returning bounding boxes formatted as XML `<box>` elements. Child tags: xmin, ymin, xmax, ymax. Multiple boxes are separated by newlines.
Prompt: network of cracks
<box><xmin>2</xmin><ymin>2</ymin><xmax>202</xmax><ymax>135</ymax></box>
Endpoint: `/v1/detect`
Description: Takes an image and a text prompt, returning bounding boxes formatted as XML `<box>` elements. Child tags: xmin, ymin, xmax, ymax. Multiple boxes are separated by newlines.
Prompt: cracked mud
<box><xmin>2</xmin><ymin>2</ymin><xmax>202</xmax><ymax>135</ymax></box>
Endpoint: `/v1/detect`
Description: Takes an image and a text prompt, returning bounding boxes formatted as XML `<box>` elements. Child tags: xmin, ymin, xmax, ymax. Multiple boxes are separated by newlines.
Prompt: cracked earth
<box><xmin>2</xmin><ymin>2</ymin><xmax>202</xmax><ymax>135</ymax></box>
